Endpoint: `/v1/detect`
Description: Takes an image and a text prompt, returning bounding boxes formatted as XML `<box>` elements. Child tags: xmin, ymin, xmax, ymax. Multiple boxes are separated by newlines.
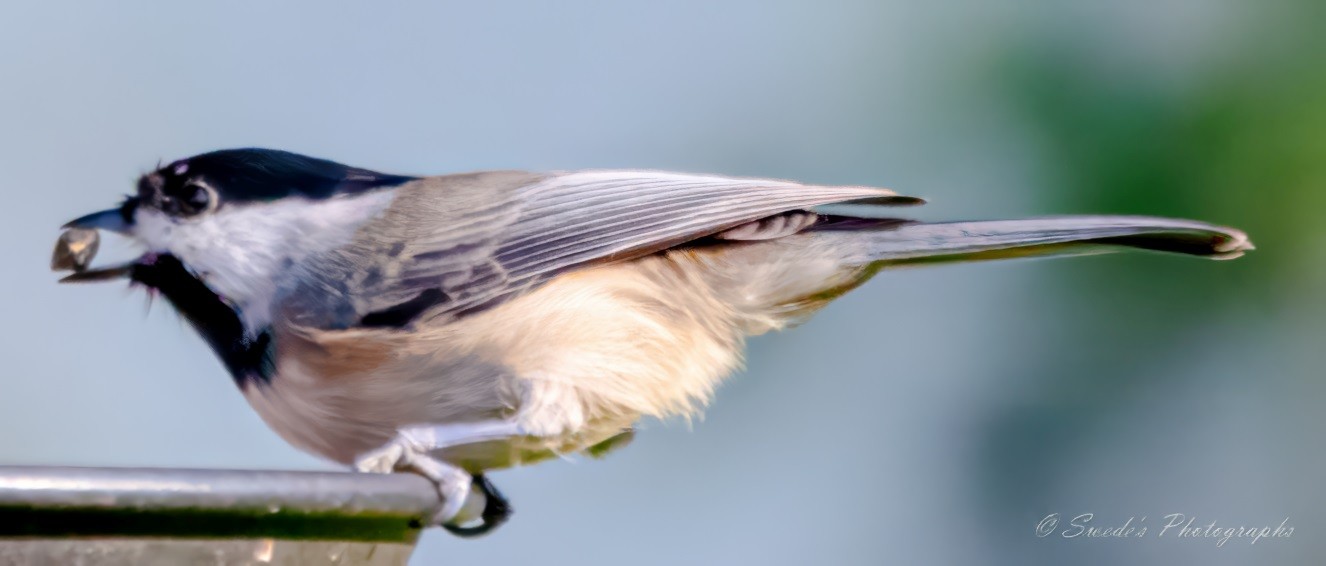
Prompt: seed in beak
<box><xmin>51</xmin><ymin>228</ymin><xmax>101</xmax><ymax>273</ymax></box>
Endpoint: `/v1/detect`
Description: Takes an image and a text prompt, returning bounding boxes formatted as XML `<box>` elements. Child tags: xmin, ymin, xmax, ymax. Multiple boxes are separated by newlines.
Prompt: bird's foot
<box><xmin>354</xmin><ymin>437</ymin><xmax>512</xmax><ymax>537</ymax></box>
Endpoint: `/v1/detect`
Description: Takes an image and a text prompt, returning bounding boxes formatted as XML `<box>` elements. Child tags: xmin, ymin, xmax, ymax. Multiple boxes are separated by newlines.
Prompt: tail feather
<box><xmin>698</xmin><ymin>214</ymin><xmax>1251</xmax><ymax>332</ymax></box>
<box><xmin>836</xmin><ymin>215</ymin><xmax>1253</xmax><ymax>266</ymax></box>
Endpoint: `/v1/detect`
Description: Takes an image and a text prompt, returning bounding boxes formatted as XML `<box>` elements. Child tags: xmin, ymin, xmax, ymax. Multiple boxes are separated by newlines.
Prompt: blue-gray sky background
<box><xmin>1</xmin><ymin>2</ymin><xmax>1320</xmax><ymax>564</ymax></box>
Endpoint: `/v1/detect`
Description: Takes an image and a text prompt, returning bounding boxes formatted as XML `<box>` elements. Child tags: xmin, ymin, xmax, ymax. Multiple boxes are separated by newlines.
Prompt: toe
<box><xmin>353</xmin><ymin>442</ymin><xmax>405</xmax><ymax>474</ymax></box>
<box><xmin>409</xmin><ymin>456</ymin><xmax>474</xmax><ymax>526</ymax></box>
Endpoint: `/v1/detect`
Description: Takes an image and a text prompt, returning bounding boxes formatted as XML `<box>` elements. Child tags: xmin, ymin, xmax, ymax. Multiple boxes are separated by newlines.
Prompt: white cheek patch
<box><xmin>132</xmin><ymin>189</ymin><xmax>398</xmax><ymax>332</ymax></box>
<box><xmin>132</xmin><ymin>210</ymin><xmax>178</xmax><ymax>253</ymax></box>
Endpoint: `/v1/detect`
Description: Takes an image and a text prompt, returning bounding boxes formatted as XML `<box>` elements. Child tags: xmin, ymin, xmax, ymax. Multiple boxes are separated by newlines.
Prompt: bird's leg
<box><xmin>354</xmin><ymin>420</ymin><xmax>526</xmax><ymax>536</ymax></box>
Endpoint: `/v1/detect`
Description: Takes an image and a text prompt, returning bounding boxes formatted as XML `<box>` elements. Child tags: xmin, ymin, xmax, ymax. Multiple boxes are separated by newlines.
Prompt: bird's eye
<box><xmin>173</xmin><ymin>182</ymin><xmax>215</xmax><ymax>217</ymax></box>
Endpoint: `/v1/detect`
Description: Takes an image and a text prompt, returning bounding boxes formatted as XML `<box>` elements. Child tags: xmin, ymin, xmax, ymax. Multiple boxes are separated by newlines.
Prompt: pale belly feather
<box><xmin>239</xmin><ymin>248</ymin><xmax>781</xmax><ymax>472</ymax></box>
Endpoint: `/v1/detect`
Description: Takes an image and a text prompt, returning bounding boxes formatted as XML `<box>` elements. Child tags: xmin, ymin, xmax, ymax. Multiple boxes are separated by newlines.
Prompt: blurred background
<box><xmin>0</xmin><ymin>1</ymin><xmax>1320</xmax><ymax>564</ymax></box>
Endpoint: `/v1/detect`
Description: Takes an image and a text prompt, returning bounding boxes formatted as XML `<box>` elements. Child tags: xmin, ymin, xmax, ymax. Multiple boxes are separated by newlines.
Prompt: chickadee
<box><xmin>57</xmin><ymin>148</ymin><xmax>1252</xmax><ymax>536</ymax></box>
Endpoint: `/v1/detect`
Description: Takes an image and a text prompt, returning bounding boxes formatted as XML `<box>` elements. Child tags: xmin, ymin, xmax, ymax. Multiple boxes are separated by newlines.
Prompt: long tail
<box><xmin>691</xmin><ymin>214</ymin><xmax>1251</xmax><ymax>332</ymax></box>
<box><xmin>726</xmin><ymin>215</ymin><xmax>1252</xmax><ymax>329</ymax></box>
<box><xmin>827</xmin><ymin>215</ymin><xmax>1253</xmax><ymax>266</ymax></box>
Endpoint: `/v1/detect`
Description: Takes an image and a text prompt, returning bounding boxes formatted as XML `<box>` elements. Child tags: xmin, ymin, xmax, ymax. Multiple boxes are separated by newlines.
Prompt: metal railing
<box><xmin>0</xmin><ymin>466</ymin><xmax>442</xmax><ymax>565</ymax></box>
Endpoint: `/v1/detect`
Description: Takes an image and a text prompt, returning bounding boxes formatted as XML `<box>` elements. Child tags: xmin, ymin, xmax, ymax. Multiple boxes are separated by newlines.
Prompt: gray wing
<box><xmin>287</xmin><ymin>169</ymin><xmax>922</xmax><ymax>329</ymax></box>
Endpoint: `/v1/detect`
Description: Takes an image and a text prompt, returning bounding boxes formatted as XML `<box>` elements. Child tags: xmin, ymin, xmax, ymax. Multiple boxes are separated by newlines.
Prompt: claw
<box><xmin>443</xmin><ymin>473</ymin><xmax>514</xmax><ymax>538</ymax></box>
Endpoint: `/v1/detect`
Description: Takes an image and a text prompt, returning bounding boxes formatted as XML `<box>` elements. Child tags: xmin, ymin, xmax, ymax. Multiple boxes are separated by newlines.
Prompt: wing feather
<box><xmin>289</xmin><ymin>170</ymin><xmax>922</xmax><ymax>329</ymax></box>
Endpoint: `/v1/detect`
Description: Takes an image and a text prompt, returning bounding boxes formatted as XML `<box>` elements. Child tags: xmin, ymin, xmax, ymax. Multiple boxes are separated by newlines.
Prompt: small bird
<box><xmin>57</xmin><ymin>148</ymin><xmax>1252</xmax><ymax>536</ymax></box>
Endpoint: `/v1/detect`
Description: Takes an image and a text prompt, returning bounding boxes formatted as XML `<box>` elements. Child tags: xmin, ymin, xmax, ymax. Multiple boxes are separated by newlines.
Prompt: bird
<box><xmin>56</xmin><ymin>148</ymin><xmax>1252</xmax><ymax>536</ymax></box>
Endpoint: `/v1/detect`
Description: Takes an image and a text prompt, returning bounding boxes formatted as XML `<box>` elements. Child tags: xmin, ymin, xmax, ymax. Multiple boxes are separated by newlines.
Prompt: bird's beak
<box><xmin>58</xmin><ymin>262</ymin><xmax>135</xmax><ymax>283</ymax></box>
<box><xmin>63</xmin><ymin>207</ymin><xmax>133</xmax><ymax>234</ymax></box>
<box><xmin>56</xmin><ymin>202</ymin><xmax>139</xmax><ymax>283</ymax></box>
